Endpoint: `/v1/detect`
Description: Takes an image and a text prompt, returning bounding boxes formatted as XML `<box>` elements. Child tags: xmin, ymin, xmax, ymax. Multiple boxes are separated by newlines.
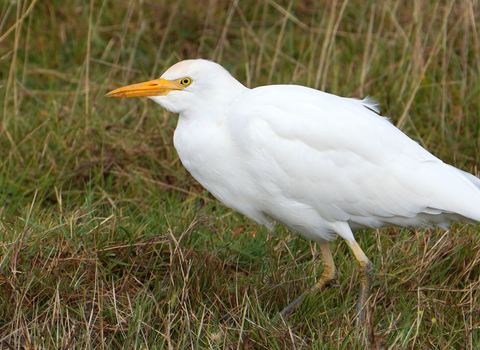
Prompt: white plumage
<box><xmin>107</xmin><ymin>59</ymin><xmax>480</xmax><ymax>324</ymax></box>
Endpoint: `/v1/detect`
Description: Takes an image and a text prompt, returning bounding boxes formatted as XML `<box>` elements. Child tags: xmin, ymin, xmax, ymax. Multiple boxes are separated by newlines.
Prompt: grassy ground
<box><xmin>1</xmin><ymin>0</ymin><xmax>480</xmax><ymax>348</ymax></box>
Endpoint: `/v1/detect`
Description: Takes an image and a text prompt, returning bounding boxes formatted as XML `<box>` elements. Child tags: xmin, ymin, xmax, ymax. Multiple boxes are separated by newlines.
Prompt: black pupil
<box><xmin>183</xmin><ymin>79</ymin><xmax>189</xmax><ymax>84</ymax></box>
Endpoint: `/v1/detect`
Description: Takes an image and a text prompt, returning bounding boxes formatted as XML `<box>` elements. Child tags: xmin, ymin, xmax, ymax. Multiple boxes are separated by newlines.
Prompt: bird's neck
<box><xmin>181</xmin><ymin>85</ymin><xmax>249</xmax><ymax>125</ymax></box>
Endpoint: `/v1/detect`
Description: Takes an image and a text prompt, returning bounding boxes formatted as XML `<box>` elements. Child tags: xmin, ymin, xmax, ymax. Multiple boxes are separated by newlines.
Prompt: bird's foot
<box><xmin>277</xmin><ymin>269</ymin><xmax>338</xmax><ymax>320</ymax></box>
<box><xmin>278</xmin><ymin>291</ymin><xmax>308</xmax><ymax>319</ymax></box>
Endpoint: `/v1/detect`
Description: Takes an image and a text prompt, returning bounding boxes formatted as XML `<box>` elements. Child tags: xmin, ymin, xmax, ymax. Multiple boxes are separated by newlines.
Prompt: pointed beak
<box><xmin>105</xmin><ymin>78</ymin><xmax>182</xmax><ymax>98</ymax></box>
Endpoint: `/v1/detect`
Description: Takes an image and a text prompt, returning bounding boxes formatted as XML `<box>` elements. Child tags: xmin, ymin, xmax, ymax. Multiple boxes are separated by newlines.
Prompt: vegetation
<box><xmin>1</xmin><ymin>0</ymin><xmax>479</xmax><ymax>348</ymax></box>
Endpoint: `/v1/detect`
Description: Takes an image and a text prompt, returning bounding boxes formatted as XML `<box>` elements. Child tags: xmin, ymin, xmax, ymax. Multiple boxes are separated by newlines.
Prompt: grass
<box><xmin>1</xmin><ymin>0</ymin><xmax>480</xmax><ymax>348</ymax></box>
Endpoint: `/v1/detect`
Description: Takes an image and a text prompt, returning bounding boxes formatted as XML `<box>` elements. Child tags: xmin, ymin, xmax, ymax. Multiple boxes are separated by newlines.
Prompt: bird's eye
<box><xmin>180</xmin><ymin>77</ymin><xmax>192</xmax><ymax>86</ymax></box>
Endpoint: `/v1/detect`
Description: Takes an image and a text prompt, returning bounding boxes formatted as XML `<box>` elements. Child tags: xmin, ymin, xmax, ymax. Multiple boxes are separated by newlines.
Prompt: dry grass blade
<box><xmin>0</xmin><ymin>0</ymin><xmax>479</xmax><ymax>348</ymax></box>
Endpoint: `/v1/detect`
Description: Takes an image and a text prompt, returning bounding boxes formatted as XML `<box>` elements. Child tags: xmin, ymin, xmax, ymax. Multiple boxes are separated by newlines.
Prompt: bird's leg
<box><xmin>345</xmin><ymin>239</ymin><xmax>373</xmax><ymax>326</ymax></box>
<box><xmin>279</xmin><ymin>241</ymin><xmax>338</xmax><ymax>318</ymax></box>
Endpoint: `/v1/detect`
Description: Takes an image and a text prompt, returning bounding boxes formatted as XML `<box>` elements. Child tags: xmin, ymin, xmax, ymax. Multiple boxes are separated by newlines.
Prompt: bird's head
<box><xmin>106</xmin><ymin>59</ymin><xmax>247</xmax><ymax>115</ymax></box>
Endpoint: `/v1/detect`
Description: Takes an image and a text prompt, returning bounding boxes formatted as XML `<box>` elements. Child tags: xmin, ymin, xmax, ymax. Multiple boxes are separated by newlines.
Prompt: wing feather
<box><xmin>227</xmin><ymin>85</ymin><xmax>480</xmax><ymax>230</ymax></box>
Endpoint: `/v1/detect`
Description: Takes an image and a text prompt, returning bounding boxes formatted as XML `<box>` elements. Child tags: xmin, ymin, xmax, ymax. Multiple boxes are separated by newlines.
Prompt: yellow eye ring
<box><xmin>180</xmin><ymin>77</ymin><xmax>192</xmax><ymax>86</ymax></box>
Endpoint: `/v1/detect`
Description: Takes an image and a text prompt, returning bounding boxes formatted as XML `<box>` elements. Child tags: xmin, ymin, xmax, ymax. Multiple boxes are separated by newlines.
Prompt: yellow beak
<box><xmin>105</xmin><ymin>78</ymin><xmax>182</xmax><ymax>98</ymax></box>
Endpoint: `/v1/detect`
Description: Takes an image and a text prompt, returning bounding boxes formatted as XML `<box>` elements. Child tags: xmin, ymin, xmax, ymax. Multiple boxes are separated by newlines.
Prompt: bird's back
<box><xmin>224</xmin><ymin>84</ymin><xmax>480</xmax><ymax>241</ymax></box>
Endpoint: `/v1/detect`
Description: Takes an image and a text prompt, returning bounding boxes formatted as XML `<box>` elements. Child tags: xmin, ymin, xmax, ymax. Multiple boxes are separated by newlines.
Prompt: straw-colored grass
<box><xmin>1</xmin><ymin>0</ymin><xmax>479</xmax><ymax>348</ymax></box>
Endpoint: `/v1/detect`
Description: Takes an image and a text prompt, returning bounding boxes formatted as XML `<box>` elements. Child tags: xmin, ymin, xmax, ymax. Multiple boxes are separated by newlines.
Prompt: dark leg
<box><xmin>279</xmin><ymin>241</ymin><xmax>338</xmax><ymax>318</ymax></box>
<box><xmin>346</xmin><ymin>239</ymin><xmax>373</xmax><ymax>326</ymax></box>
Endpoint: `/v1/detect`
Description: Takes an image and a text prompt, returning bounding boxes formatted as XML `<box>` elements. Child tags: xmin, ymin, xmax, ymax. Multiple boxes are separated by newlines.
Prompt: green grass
<box><xmin>1</xmin><ymin>0</ymin><xmax>480</xmax><ymax>348</ymax></box>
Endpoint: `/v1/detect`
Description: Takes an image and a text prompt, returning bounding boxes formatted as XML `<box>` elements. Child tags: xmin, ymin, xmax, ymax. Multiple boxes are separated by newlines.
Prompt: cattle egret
<box><xmin>106</xmin><ymin>59</ymin><xmax>480</xmax><ymax>325</ymax></box>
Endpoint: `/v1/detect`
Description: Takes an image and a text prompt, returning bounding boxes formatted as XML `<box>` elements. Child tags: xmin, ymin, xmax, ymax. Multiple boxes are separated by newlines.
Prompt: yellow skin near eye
<box><xmin>180</xmin><ymin>77</ymin><xmax>192</xmax><ymax>86</ymax></box>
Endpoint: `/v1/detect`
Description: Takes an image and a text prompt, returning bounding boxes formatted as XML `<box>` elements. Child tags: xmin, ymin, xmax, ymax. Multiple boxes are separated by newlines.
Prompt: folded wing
<box><xmin>228</xmin><ymin>85</ymin><xmax>480</xmax><ymax>231</ymax></box>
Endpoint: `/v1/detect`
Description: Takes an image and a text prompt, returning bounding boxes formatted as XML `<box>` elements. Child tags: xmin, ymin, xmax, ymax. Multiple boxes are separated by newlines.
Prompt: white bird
<box><xmin>106</xmin><ymin>59</ymin><xmax>480</xmax><ymax>325</ymax></box>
